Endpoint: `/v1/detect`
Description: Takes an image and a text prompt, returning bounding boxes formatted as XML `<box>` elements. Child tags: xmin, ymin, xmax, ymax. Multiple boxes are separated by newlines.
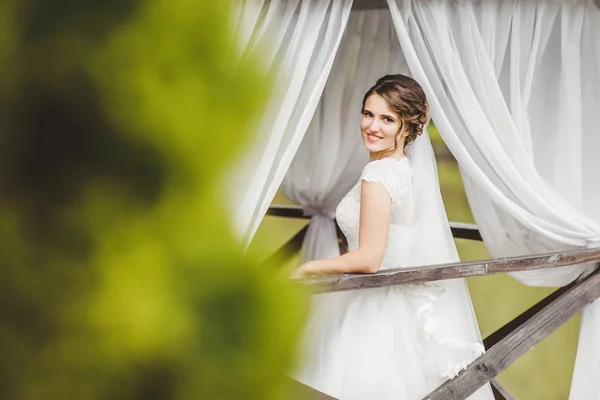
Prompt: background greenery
<box><xmin>0</xmin><ymin>1</ymin><xmax>307</xmax><ymax>399</ymax></box>
<box><xmin>249</xmin><ymin>125</ymin><xmax>581</xmax><ymax>400</ymax></box>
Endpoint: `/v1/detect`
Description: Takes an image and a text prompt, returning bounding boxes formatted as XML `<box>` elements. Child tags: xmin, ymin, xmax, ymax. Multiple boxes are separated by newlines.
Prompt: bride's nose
<box><xmin>367</xmin><ymin>118</ymin><xmax>380</xmax><ymax>132</ymax></box>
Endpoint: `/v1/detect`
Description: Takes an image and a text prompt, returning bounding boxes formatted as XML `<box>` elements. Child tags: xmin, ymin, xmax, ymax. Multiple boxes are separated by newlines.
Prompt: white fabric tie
<box><xmin>303</xmin><ymin>207</ymin><xmax>336</xmax><ymax>220</ymax></box>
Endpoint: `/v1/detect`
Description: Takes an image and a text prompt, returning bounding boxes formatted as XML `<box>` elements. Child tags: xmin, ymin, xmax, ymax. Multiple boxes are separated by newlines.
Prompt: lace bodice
<box><xmin>335</xmin><ymin>157</ymin><xmax>417</xmax><ymax>269</ymax></box>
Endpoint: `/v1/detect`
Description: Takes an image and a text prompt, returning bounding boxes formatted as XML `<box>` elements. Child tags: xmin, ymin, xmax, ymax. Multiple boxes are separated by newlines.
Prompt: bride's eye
<box><xmin>362</xmin><ymin>111</ymin><xmax>373</xmax><ymax>118</ymax></box>
<box><xmin>383</xmin><ymin>117</ymin><xmax>394</xmax><ymax>123</ymax></box>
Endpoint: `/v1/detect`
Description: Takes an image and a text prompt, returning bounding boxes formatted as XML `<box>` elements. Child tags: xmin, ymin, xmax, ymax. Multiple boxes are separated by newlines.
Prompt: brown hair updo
<box><xmin>361</xmin><ymin>74</ymin><xmax>429</xmax><ymax>157</ymax></box>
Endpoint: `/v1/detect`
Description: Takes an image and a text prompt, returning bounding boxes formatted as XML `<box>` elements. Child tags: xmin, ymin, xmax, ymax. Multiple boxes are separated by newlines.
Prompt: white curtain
<box><xmin>281</xmin><ymin>9</ymin><xmax>409</xmax><ymax>264</ymax></box>
<box><xmin>228</xmin><ymin>0</ymin><xmax>354</xmax><ymax>245</ymax></box>
<box><xmin>385</xmin><ymin>0</ymin><xmax>600</xmax><ymax>398</ymax></box>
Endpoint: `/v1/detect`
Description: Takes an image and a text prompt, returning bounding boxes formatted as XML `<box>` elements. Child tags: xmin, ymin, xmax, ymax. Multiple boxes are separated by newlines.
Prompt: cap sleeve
<box><xmin>360</xmin><ymin>159</ymin><xmax>396</xmax><ymax>199</ymax></box>
<box><xmin>360</xmin><ymin>159</ymin><xmax>411</xmax><ymax>208</ymax></box>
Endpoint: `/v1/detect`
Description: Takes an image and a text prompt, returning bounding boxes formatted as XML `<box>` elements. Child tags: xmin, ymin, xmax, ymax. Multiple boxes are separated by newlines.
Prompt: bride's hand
<box><xmin>289</xmin><ymin>262</ymin><xmax>314</xmax><ymax>279</ymax></box>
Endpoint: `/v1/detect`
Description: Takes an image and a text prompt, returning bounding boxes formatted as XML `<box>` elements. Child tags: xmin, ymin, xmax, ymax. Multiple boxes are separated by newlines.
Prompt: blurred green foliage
<box><xmin>0</xmin><ymin>1</ymin><xmax>306</xmax><ymax>399</ymax></box>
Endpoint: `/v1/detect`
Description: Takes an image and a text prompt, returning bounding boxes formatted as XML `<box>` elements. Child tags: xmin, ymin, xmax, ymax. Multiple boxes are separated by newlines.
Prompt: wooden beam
<box><xmin>267</xmin><ymin>205</ymin><xmax>307</xmax><ymax>219</ymax></box>
<box><xmin>450</xmin><ymin>222</ymin><xmax>482</xmax><ymax>241</ymax></box>
<box><xmin>267</xmin><ymin>205</ymin><xmax>482</xmax><ymax>241</ymax></box>
<box><xmin>336</xmin><ymin>224</ymin><xmax>349</xmax><ymax>255</ymax></box>
<box><xmin>422</xmin><ymin>268</ymin><xmax>600</xmax><ymax>400</ymax></box>
<box><xmin>286</xmin><ymin>379</ymin><xmax>337</xmax><ymax>400</ymax></box>
<box><xmin>297</xmin><ymin>248</ymin><xmax>600</xmax><ymax>293</ymax></box>
<box><xmin>262</xmin><ymin>225</ymin><xmax>309</xmax><ymax>268</ymax></box>
<box><xmin>352</xmin><ymin>0</ymin><xmax>388</xmax><ymax>10</ymax></box>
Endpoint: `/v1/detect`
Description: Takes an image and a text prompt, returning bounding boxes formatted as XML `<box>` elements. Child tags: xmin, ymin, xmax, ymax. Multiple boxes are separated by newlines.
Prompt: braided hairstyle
<box><xmin>361</xmin><ymin>74</ymin><xmax>429</xmax><ymax>158</ymax></box>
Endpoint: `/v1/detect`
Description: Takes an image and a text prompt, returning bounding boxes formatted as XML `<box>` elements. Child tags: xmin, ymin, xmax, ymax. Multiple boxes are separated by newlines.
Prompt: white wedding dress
<box><xmin>294</xmin><ymin>144</ymin><xmax>494</xmax><ymax>399</ymax></box>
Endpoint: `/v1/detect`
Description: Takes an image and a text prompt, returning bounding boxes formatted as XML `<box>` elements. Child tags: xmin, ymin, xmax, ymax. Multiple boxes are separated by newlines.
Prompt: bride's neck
<box><xmin>370</xmin><ymin>146</ymin><xmax>406</xmax><ymax>161</ymax></box>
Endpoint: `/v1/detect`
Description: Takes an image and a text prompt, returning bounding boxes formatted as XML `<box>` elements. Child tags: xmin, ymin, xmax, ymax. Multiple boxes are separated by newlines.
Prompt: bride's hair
<box><xmin>361</xmin><ymin>74</ymin><xmax>429</xmax><ymax>155</ymax></box>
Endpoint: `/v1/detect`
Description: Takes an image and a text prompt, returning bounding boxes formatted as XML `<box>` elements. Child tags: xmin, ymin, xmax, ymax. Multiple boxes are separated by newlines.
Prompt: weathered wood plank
<box><xmin>298</xmin><ymin>248</ymin><xmax>600</xmax><ymax>294</ymax></box>
<box><xmin>422</xmin><ymin>268</ymin><xmax>600</xmax><ymax>400</ymax></box>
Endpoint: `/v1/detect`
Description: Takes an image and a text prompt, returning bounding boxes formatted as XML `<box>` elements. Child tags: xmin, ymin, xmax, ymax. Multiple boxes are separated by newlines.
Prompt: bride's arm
<box><xmin>291</xmin><ymin>181</ymin><xmax>392</xmax><ymax>278</ymax></box>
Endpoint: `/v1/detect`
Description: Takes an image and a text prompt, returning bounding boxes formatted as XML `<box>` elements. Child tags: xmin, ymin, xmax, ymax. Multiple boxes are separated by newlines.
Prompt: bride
<box><xmin>291</xmin><ymin>74</ymin><xmax>494</xmax><ymax>399</ymax></box>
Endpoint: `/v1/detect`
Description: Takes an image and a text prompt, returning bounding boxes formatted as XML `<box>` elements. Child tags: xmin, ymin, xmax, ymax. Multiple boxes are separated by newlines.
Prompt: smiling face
<box><xmin>360</xmin><ymin>94</ymin><xmax>406</xmax><ymax>160</ymax></box>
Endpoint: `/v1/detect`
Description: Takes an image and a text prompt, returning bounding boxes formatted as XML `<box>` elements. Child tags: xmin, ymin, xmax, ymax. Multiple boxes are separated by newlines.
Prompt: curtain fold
<box><xmin>227</xmin><ymin>0</ymin><xmax>354</xmax><ymax>245</ymax></box>
<box><xmin>282</xmin><ymin>9</ymin><xmax>409</xmax><ymax>263</ymax></box>
<box><xmin>386</xmin><ymin>0</ymin><xmax>600</xmax><ymax>398</ymax></box>
<box><xmin>387</xmin><ymin>0</ymin><xmax>600</xmax><ymax>285</ymax></box>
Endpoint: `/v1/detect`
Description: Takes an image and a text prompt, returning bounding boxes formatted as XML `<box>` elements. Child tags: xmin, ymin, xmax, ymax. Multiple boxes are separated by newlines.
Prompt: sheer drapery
<box><xmin>385</xmin><ymin>0</ymin><xmax>600</xmax><ymax>398</ymax></box>
<box><xmin>281</xmin><ymin>9</ymin><xmax>409</xmax><ymax>263</ymax></box>
<box><xmin>228</xmin><ymin>0</ymin><xmax>353</xmax><ymax>244</ymax></box>
<box><xmin>387</xmin><ymin>0</ymin><xmax>600</xmax><ymax>286</ymax></box>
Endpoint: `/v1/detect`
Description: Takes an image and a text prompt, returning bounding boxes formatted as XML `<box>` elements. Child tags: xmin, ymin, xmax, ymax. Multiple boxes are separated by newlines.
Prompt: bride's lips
<box><xmin>366</xmin><ymin>133</ymin><xmax>383</xmax><ymax>143</ymax></box>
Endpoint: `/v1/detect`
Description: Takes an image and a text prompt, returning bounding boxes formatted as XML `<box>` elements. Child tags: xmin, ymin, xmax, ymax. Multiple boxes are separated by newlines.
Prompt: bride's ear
<box><xmin>397</xmin><ymin>126</ymin><xmax>409</xmax><ymax>146</ymax></box>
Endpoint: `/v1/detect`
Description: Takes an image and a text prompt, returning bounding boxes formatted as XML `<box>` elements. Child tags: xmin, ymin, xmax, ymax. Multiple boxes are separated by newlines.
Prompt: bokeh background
<box><xmin>0</xmin><ymin>1</ymin><xmax>307</xmax><ymax>399</ymax></box>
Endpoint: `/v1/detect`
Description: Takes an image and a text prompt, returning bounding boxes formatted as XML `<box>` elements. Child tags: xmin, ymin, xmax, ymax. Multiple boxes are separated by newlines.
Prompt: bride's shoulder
<box><xmin>361</xmin><ymin>157</ymin><xmax>411</xmax><ymax>177</ymax></box>
<box><xmin>360</xmin><ymin>157</ymin><xmax>412</xmax><ymax>197</ymax></box>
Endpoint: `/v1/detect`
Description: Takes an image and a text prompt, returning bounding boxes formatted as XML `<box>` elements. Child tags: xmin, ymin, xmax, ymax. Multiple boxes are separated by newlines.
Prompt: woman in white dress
<box><xmin>291</xmin><ymin>75</ymin><xmax>494</xmax><ymax>400</ymax></box>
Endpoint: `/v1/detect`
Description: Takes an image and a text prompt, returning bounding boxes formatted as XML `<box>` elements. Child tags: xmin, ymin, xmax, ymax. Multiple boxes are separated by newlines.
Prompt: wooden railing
<box><xmin>267</xmin><ymin>205</ymin><xmax>600</xmax><ymax>400</ymax></box>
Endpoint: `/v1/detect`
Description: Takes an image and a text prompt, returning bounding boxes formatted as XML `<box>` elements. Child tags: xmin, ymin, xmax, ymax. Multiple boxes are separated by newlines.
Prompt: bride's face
<box><xmin>360</xmin><ymin>94</ymin><xmax>402</xmax><ymax>155</ymax></box>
